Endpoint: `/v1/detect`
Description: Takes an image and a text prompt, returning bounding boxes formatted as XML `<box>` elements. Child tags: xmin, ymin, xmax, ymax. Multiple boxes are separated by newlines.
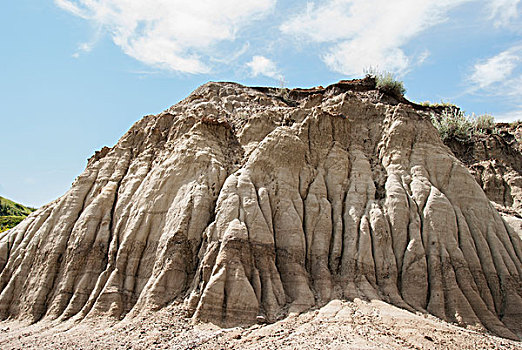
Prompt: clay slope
<box><xmin>0</xmin><ymin>79</ymin><xmax>521</xmax><ymax>340</ymax></box>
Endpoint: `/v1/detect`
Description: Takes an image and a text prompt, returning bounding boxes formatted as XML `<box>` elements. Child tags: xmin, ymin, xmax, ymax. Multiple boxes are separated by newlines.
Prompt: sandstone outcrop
<box><xmin>0</xmin><ymin>78</ymin><xmax>521</xmax><ymax>340</ymax></box>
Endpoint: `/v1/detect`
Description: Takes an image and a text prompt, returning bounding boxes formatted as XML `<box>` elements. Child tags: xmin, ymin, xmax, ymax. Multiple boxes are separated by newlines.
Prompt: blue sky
<box><xmin>1</xmin><ymin>0</ymin><xmax>521</xmax><ymax>207</ymax></box>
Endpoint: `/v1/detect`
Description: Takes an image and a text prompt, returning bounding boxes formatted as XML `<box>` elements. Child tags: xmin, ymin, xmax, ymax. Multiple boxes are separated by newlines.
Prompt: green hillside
<box><xmin>0</xmin><ymin>196</ymin><xmax>36</xmax><ymax>233</ymax></box>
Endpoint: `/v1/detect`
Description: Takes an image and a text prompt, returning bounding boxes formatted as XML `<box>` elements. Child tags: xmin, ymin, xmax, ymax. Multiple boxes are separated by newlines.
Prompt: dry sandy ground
<box><xmin>0</xmin><ymin>299</ymin><xmax>520</xmax><ymax>349</ymax></box>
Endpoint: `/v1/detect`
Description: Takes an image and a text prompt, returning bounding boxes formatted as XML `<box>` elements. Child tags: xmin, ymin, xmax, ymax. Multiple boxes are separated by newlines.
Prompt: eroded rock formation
<box><xmin>447</xmin><ymin>122</ymin><xmax>522</xmax><ymax>216</ymax></box>
<box><xmin>0</xmin><ymin>79</ymin><xmax>521</xmax><ymax>340</ymax></box>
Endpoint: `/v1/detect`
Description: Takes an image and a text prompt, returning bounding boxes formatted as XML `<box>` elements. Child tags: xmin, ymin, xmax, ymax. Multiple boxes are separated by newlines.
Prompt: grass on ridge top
<box><xmin>0</xmin><ymin>216</ymin><xmax>27</xmax><ymax>233</ymax></box>
<box><xmin>0</xmin><ymin>196</ymin><xmax>35</xmax><ymax>217</ymax></box>
<box><xmin>0</xmin><ymin>196</ymin><xmax>36</xmax><ymax>233</ymax></box>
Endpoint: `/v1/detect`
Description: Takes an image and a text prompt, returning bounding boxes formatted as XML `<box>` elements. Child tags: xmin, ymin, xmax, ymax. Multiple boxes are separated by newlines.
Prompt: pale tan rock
<box><xmin>0</xmin><ymin>79</ymin><xmax>520</xmax><ymax>340</ymax></box>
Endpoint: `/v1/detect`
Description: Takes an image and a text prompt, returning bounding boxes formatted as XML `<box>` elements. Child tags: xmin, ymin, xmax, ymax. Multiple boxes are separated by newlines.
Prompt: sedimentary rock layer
<box><xmin>0</xmin><ymin>79</ymin><xmax>521</xmax><ymax>339</ymax></box>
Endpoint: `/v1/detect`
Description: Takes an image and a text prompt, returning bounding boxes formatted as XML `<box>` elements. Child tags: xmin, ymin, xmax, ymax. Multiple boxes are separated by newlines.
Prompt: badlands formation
<box><xmin>0</xmin><ymin>78</ymin><xmax>521</xmax><ymax>348</ymax></box>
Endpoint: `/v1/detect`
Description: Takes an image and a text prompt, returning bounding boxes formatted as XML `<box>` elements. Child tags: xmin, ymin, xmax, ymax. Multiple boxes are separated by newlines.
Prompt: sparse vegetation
<box><xmin>0</xmin><ymin>196</ymin><xmax>35</xmax><ymax>233</ymax></box>
<box><xmin>431</xmin><ymin>108</ymin><xmax>473</xmax><ymax>142</ymax></box>
<box><xmin>276</xmin><ymin>77</ymin><xmax>292</xmax><ymax>102</ymax></box>
<box><xmin>420</xmin><ymin>100</ymin><xmax>458</xmax><ymax>108</ymax></box>
<box><xmin>474</xmin><ymin>113</ymin><xmax>495</xmax><ymax>131</ymax></box>
<box><xmin>364</xmin><ymin>67</ymin><xmax>406</xmax><ymax>97</ymax></box>
<box><xmin>0</xmin><ymin>216</ymin><xmax>26</xmax><ymax>233</ymax></box>
<box><xmin>0</xmin><ymin>196</ymin><xmax>34</xmax><ymax>216</ymax></box>
<box><xmin>431</xmin><ymin>108</ymin><xmax>497</xmax><ymax>142</ymax></box>
<box><xmin>276</xmin><ymin>87</ymin><xmax>291</xmax><ymax>101</ymax></box>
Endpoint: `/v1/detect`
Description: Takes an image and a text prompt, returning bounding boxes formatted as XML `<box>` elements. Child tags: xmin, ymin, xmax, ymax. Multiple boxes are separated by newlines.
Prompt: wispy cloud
<box><xmin>55</xmin><ymin>0</ymin><xmax>276</xmax><ymax>73</ymax></box>
<box><xmin>72</xmin><ymin>25</ymin><xmax>103</xmax><ymax>59</ymax></box>
<box><xmin>246</xmin><ymin>56</ymin><xmax>283</xmax><ymax>80</ymax></box>
<box><xmin>56</xmin><ymin>0</ymin><xmax>519</xmax><ymax>78</ymax></box>
<box><xmin>469</xmin><ymin>46</ymin><xmax>521</xmax><ymax>90</ymax></box>
<box><xmin>487</xmin><ymin>0</ymin><xmax>521</xmax><ymax>27</ymax></box>
<box><xmin>55</xmin><ymin>0</ymin><xmax>89</xmax><ymax>18</ymax></box>
<box><xmin>280</xmin><ymin>0</ymin><xmax>471</xmax><ymax>76</ymax></box>
<box><xmin>467</xmin><ymin>45</ymin><xmax>522</xmax><ymax>121</ymax></box>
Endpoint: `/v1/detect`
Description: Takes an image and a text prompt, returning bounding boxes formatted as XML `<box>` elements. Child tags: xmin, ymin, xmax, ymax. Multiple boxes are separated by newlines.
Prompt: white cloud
<box><xmin>55</xmin><ymin>0</ymin><xmax>276</xmax><ymax>73</ymax></box>
<box><xmin>246</xmin><ymin>56</ymin><xmax>283</xmax><ymax>80</ymax></box>
<box><xmin>55</xmin><ymin>0</ymin><xmax>88</xmax><ymax>18</ymax></box>
<box><xmin>323</xmin><ymin>39</ymin><xmax>411</xmax><ymax>77</ymax></box>
<box><xmin>469</xmin><ymin>47</ymin><xmax>521</xmax><ymax>89</ymax></box>
<box><xmin>72</xmin><ymin>26</ymin><xmax>104</xmax><ymax>58</ymax></box>
<box><xmin>468</xmin><ymin>46</ymin><xmax>522</xmax><ymax>121</ymax></box>
<box><xmin>78</xmin><ymin>42</ymin><xmax>94</xmax><ymax>52</ymax></box>
<box><xmin>280</xmin><ymin>0</ymin><xmax>470</xmax><ymax>76</ymax></box>
<box><xmin>417</xmin><ymin>50</ymin><xmax>431</xmax><ymax>65</ymax></box>
<box><xmin>487</xmin><ymin>0</ymin><xmax>521</xmax><ymax>27</ymax></box>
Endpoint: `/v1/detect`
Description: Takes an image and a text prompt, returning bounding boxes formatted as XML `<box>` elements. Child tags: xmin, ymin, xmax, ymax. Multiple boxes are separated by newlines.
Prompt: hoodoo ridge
<box><xmin>0</xmin><ymin>78</ymin><xmax>521</xmax><ymax>340</ymax></box>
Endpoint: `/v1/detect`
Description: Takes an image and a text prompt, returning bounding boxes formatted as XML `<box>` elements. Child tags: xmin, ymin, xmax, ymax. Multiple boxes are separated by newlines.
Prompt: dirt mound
<box><xmin>1</xmin><ymin>300</ymin><xmax>520</xmax><ymax>349</ymax></box>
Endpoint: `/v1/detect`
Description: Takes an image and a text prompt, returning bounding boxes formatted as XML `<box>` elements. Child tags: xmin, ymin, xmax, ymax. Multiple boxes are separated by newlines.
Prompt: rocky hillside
<box><xmin>0</xmin><ymin>78</ymin><xmax>520</xmax><ymax>342</ymax></box>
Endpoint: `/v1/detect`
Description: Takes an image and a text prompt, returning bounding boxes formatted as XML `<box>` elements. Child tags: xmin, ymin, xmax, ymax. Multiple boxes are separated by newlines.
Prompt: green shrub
<box><xmin>474</xmin><ymin>114</ymin><xmax>495</xmax><ymax>132</ymax></box>
<box><xmin>431</xmin><ymin>109</ymin><xmax>497</xmax><ymax>142</ymax></box>
<box><xmin>364</xmin><ymin>68</ymin><xmax>406</xmax><ymax>97</ymax></box>
<box><xmin>431</xmin><ymin>108</ymin><xmax>474</xmax><ymax>142</ymax></box>
<box><xmin>420</xmin><ymin>100</ymin><xmax>458</xmax><ymax>108</ymax></box>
